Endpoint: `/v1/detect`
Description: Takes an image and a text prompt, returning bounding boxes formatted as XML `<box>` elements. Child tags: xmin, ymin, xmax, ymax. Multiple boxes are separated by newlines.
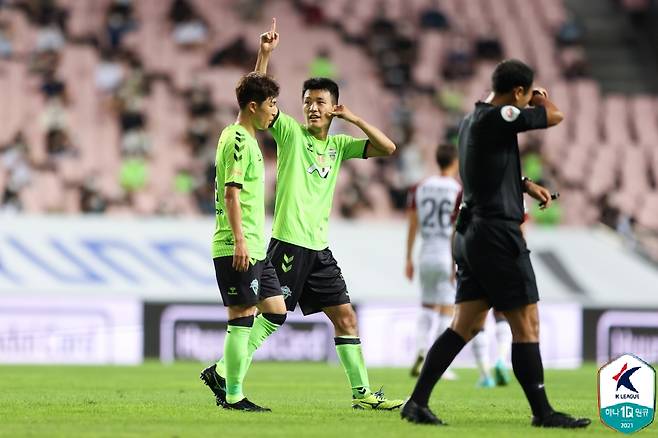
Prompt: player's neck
<box><xmin>489</xmin><ymin>92</ymin><xmax>516</xmax><ymax>107</ymax></box>
<box><xmin>307</xmin><ymin>125</ymin><xmax>329</xmax><ymax>141</ymax></box>
<box><xmin>236</xmin><ymin>112</ymin><xmax>257</xmax><ymax>138</ymax></box>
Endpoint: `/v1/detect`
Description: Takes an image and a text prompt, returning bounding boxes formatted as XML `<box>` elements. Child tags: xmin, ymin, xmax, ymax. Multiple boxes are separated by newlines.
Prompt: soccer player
<box><xmin>401</xmin><ymin>59</ymin><xmax>591</xmax><ymax>428</ymax></box>
<box><xmin>199</xmin><ymin>71</ymin><xmax>288</xmax><ymax>412</ymax></box>
<box><xmin>405</xmin><ymin>144</ymin><xmax>461</xmax><ymax>380</ymax></box>
<box><xmin>251</xmin><ymin>19</ymin><xmax>403</xmax><ymax>410</ymax></box>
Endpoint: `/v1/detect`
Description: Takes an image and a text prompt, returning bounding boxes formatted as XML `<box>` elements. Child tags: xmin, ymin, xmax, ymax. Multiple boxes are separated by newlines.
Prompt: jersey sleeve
<box><xmin>407</xmin><ymin>184</ymin><xmax>418</xmax><ymax>210</ymax></box>
<box><xmin>495</xmin><ymin>105</ymin><xmax>548</xmax><ymax>133</ymax></box>
<box><xmin>268</xmin><ymin>110</ymin><xmax>300</xmax><ymax>147</ymax></box>
<box><xmin>335</xmin><ymin>135</ymin><xmax>368</xmax><ymax>161</ymax></box>
<box><xmin>221</xmin><ymin>132</ymin><xmax>250</xmax><ymax>188</ymax></box>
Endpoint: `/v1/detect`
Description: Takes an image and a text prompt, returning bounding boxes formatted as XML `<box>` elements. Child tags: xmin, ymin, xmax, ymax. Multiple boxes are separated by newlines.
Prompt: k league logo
<box><xmin>598</xmin><ymin>354</ymin><xmax>656</xmax><ymax>434</ymax></box>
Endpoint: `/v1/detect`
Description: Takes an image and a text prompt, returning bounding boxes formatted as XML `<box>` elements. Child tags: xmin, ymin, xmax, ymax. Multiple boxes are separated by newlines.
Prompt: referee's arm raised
<box><xmin>529</xmin><ymin>89</ymin><xmax>564</xmax><ymax>127</ymax></box>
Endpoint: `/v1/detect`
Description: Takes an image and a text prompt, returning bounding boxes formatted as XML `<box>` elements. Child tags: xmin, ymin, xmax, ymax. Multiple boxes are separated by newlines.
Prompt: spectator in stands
<box><xmin>119</xmin><ymin>155</ymin><xmax>148</xmax><ymax>193</ymax></box>
<box><xmin>236</xmin><ymin>0</ymin><xmax>264</xmax><ymax>22</ymax></box>
<box><xmin>419</xmin><ymin>0</ymin><xmax>449</xmax><ymax>30</ymax></box>
<box><xmin>45</xmin><ymin>127</ymin><xmax>77</xmax><ymax>163</ymax></box>
<box><xmin>556</xmin><ymin>16</ymin><xmax>585</xmax><ymax>47</ymax></box>
<box><xmin>0</xmin><ymin>132</ymin><xmax>32</xmax><ymax>212</ymax></box>
<box><xmin>474</xmin><ymin>31</ymin><xmax>503</xmax><ymax>61</ymax></box>
<box><xmin>40</xmin><ymin>93</ymin><xmax>68</xmax><ymax>132</ymax></box>
<box><xmin>29</xmin><ymin>45</ymin><xmax>59</xmax><ymax>74</ymax></box>
<box><xmin>366</xmin><ymin>9</ymin><xmax>416</xmax><ymax>90</ymax></box>
<box><xmin>208</xmin><ymin>36</ymin><xmax>255</xmax><ymax>69</ymax></box>
<box><xmin>296</xmin><ymin>0</ymin><xmax>326</xmax><ymax>26</ymax></box>
<box><xmin>183</xmin><ymin>81</ymin><xmax>216</xmax><ymax>157</ymax></box>
<box><xmin>560</xmin><ymin>47</ymin><xmax>589</xmax><ymax>79</ymax></box>
<box><xmin>116</xmin><ymin>53</ymin><xmax>149</xmax><ymax>109</ymax></box>
<box><xmin>40</xmin><ymin>68</ymin><xmax>66</xmax><ymax>99</ymax></box>
<box><xmin>18</xmin><ymin>0</ymin><xmax>67</xmax><ymax>29</ymax></box>
<box><xmin>121</xmin><ymin>126</ymin><xmax>150</xmax><ymax>157</ymax></box>
<box><xmin>437</xmin><ymin>87</ymin><xmax>465</xmax><ymax>114</ymax></box>
<box><xmin>442</xmin><ymin>37</ymin><xmax>475</xmax><ymax>80</ymax></box>
<box><xmin>105</xmin><ymin>0</ymin><xmax>135</xmax><ymax>50</ymax></box>
<box><xmin>169</xmin><ymin>0</ymin><xmax>208</xmax><ymax>46</ymax></box>
<box><xmin>309</xmin><ymin>47</ymin><xmax>337</xmax><ymax>79</ymax></box>
<box><xmin>95</xmin><ymin>49</ymin><xmax>124</xmax><ymax>93</ymax></box>
<box><xmin>192</xmin><ymin>161</ymin><xmax>215</xmax><ymax>214</ymax></box>
<box><xmin>340</xmin><ymin>167</ymin><xmax>372</xmax><ymax>218</ymax></box>
<box><xmin>35</xmin><ymin>22</ymin><xmax>65</xmax><ymax>52</ymax></box>
<box><xmin>80</xmin><ymin>177</ymin><xmax>108</xmax><ymax>213</ymax></box>
<box><xmin>0</xmin><ymin>20</ymin><xmax>13</xmax><ymax>58</ymax></box>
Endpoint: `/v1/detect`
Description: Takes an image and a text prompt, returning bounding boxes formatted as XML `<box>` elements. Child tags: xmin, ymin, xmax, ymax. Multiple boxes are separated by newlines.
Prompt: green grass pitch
<box><xmin>0</xmin><ymin>362</ymin><xmax>654</xmax><ymax>437</ymax></box>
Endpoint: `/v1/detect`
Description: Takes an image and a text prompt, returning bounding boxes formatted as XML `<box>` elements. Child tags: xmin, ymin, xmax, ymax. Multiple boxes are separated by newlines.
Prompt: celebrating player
<box><xmin>405</xmin><ymin>143</ymin><xmax>461</xmax><ymax>380</ymax></box>
<box><xmin>401</xmin><ymin>59</ymin><xmax>591</xmax><ymax>428</ymax></box>
<box><xmin>199</xmin><ymin>71</ymin><xmax>287</xmax><ymax>412</ymax></box>
<box><xmin>244</xmin><ymin>18</ymin><xmax>403</xmax><ymax>410</ymax></box>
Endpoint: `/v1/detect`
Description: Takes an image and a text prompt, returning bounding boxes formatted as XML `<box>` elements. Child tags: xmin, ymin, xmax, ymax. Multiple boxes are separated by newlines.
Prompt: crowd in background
<box><xmin>2</xmin><ymin>0</ymin><xmax>658</xmax><ymax>261</ymax></box>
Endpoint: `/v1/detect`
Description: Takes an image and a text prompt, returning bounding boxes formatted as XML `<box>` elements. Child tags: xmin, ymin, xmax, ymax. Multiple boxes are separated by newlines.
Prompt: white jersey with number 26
<box><xmin>412</xmin><ymin>176</ymin><xmax>461</xmax><ymax>264</ymax></box>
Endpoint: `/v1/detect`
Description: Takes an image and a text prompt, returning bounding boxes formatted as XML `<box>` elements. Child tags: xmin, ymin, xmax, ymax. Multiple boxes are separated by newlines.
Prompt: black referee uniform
<box><xmin>453</xmin><ymin>102</ymin><xmax>547</xmax><ymax>310</ymax></box>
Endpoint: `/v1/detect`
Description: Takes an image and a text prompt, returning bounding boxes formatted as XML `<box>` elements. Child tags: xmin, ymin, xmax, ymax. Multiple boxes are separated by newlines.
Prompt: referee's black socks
<box><xmin>511</xmin><ymin>342</ymin><xmax>554</xmax><ymax>418</ymax></box>
<box><xmin>410</xmin><ymin>328</ymin><xmax>466</xmax><ymax>407</ymax></box>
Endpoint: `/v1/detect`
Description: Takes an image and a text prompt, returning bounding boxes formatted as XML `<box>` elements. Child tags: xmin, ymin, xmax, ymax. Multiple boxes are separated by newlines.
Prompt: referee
<box><xmin>401</xmin><ymin>59</ymin><xmax>591</xmax><ymax>428</ymax></box>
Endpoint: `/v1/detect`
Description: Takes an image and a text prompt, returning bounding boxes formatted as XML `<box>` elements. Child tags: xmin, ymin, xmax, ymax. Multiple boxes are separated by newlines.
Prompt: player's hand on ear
<box><xmin>259</xmin><ymin>17</ymin><xmax>279</xmax><ymax>53</ymax></box>
<box><xmin>329</xmin><ymin>104</ymin><xmax>358</xmax><ymax>124</ymax></box>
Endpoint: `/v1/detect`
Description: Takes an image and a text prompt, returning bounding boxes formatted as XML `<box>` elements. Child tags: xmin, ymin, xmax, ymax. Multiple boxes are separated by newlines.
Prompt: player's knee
<box><xmin>511</xmin><ymin>321</ymin><xmax>539</xmax><ymax>342</ymax></box>
<box><xmin>530</xmin><ymin>315</ymin><xmax>539</xmax><ymax>339</ymax></box>
<box><xmin>262</xmin><ymin>312</ymin><xmax>287</xmax><ymax>326</ymax></box>
<box><xmin>228</xmin><ymin>305</ymin><xmax>257</xmax><ymax>319</ymax></box>
<box><xmin>333</xmin><ymin>312</ymin><xmax>357</xmax><ymax>334</ymax></box>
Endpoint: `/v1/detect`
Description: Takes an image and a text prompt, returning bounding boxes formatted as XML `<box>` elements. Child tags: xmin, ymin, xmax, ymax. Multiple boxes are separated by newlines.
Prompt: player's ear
<box><xmin>248</xmin><ymin>101</ymin><xmax>257</xmax><ymax>114</ymax></box>
<box><xmin>513</xmin><ymin>86</ymin><xmax>527</xmax><ymax>104</ymax></box>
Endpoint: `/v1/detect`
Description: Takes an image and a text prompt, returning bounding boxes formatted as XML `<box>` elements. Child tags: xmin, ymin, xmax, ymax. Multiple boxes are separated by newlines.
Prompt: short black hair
<box><xmin>235</xmin><ymin>72</ymin><xmax>279</xmax><ymax>109</ymax></box>
<box><xmin>302</xmin><ymin>77</ymin><xmax>339</xmax><ymax>104</ymax></box>
<box><xmin>491</xmin><ymin>59</ymin><xmax>534</xmax><ymax>94</ymax></box>
<box><xmin>436</xmin><ymin>143</ymin><xmax>457</xmax><ymax>169</ymax></box>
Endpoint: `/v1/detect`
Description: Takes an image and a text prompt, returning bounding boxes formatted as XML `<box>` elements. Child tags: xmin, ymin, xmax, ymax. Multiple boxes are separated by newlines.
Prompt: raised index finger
<box><xmin>271</xmin><ymin>17</ymin><xmax>276</xmax><ymax>34</ymax></box>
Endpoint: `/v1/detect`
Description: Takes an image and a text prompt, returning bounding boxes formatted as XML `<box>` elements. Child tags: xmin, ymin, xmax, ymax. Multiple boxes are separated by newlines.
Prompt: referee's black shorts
<box><xmin>453</xmin><ymin>217</ymin><xmax>539</xmax><ymax>311</ymax></box>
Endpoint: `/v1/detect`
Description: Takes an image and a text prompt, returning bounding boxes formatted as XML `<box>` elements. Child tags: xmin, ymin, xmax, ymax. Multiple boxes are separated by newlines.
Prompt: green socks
<box><xmin>244</xmin><ymin>313</ymin><xmax>284</xmax><ymax>369</ymax></box>
<box><xmin>216</xmin><ymin>313</ymin><xmax>286</xmax><ymax>386</ymax></box>
<box><xmin>335</xmin><ymin>336</ymin><xmax>371</xmax><ymax>398</ymax></box>
<box><xmin>223</xmin><ymin>317</ymin><xmax>253</xmax><ymax>404</ymax></box>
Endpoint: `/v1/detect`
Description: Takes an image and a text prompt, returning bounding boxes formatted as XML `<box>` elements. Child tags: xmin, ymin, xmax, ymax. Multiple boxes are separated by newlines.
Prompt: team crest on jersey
<box><xmin>250</xmin><ymin>279</ymin><xmax>259</xmax><ymax>295</ymax></box>
<box><xmin>328</xmin><ymin>148</ymin><xmax>337</xmax><ymax>160</ymax></box>
<box><xmin>280</xmin><ymin>286</ymin><xmax>292</xmax><ymax>299</ymax></box>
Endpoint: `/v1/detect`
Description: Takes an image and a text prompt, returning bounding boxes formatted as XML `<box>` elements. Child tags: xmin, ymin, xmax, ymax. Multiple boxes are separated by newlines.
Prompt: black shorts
<box><xmin>213</xmin><ymin>256</ymin><xmax>282</xmax><ymax>307</ymax></box>
<box><xmin>267</xmin><ymin>238</ymin><xmax>350</xmax><ymax>315</ymax></box>
<box><xmin>453</xmin><ymin>218</ymin><xmax>539</xmax><ymax>311</ymax></box>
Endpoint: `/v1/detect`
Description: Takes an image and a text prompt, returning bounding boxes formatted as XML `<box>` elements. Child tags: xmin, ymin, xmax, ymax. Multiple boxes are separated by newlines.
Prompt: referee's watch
<box><xmin>522</xmin><ymin>176</ymin><xmax>533</xmax><ymax>193</ymax></box>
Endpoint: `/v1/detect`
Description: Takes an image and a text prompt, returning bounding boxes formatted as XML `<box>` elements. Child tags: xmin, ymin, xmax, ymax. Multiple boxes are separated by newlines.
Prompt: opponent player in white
<box><xmin>405</xmin><ymin>143</ymin><xmax>461</xmax><ymax>379</ymax></box>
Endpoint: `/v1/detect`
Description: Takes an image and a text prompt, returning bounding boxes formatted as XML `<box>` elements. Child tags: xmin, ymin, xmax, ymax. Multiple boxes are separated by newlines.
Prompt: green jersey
<box><xmin>269</xmin><ymin>111</ymin><xmax>367</xmax><ymax>250</ymax></box>
<box><xmin>212</xmin><ymin>124</ymin><xmax>266</xmax><ymax>260</ymax></box>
